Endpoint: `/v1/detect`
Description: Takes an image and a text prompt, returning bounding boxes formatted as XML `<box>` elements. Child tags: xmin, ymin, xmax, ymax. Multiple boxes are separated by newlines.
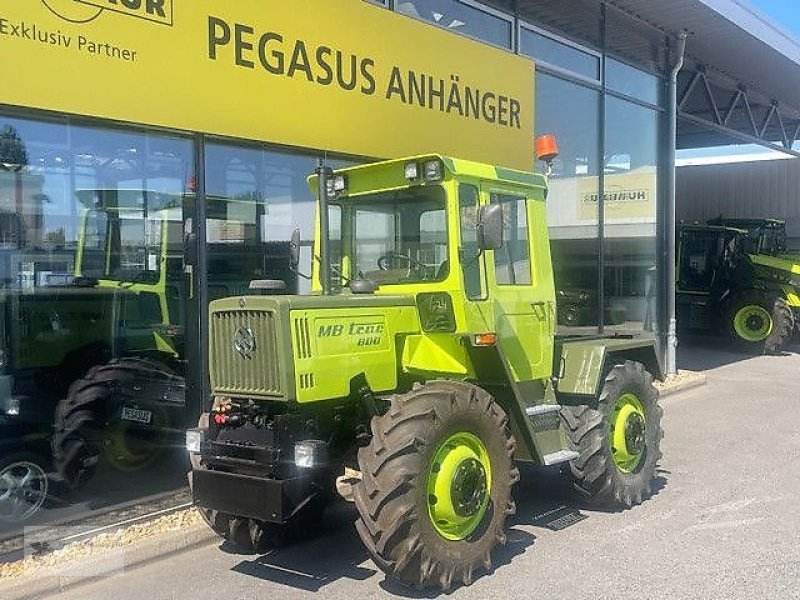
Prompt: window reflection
<box><xmin>397</xmin><ymin>0</ymin><xmax>512</xmax><ymax>48</ymax></box>
<box><xmin>536</xmin><ymin>73</ymin><xmax>601</xmax><ymax>332</ymax></box>
<box><xmin>520</xmin><ymin>27</ymin><xmax>600</xmax><ymax>80</ymax></box>
<box><xmin>604</xmin><ymin>97</ymin><xmax>659</xmax><ymax>333</ymax></box>
<box><xmin>0</xmin><ymin>115</ymin><xmax>193</xmax><ymax>536</ymax></box>
<box><xmin>204</xmin><ymin>143</ymin><xmax>352</xmax><ymax>298</ymax></box>
<box><xmin>606</xmin><ymin>57</ymin><xmax>661</xmax><ymax>106</ymax></box>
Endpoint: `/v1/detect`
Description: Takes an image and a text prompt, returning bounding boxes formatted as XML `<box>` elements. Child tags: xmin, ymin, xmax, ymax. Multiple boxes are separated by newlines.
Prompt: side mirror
<box><xmin>289</xmin><ymin>228</ymin><xmax>301</xmax><ymax>271</ymax></box>
<box><xmin>477</xmin><ymin>203</ymin><xmax>504</xmax><ymax>251</ymax></box>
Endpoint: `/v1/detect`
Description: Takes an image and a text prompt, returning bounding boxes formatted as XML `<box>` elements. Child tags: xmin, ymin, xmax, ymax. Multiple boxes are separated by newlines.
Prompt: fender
<box><xmin>555</xmin><ymin>337</ymin><xmax>663</xmax><ymax>399</ymax></box>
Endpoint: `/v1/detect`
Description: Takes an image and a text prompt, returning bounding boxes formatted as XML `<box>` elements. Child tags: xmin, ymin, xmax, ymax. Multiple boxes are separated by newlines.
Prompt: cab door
<box><xmin>482</xmin><ymin>185</ymin><xmax>555</xmax><ymax>384</ymax></box>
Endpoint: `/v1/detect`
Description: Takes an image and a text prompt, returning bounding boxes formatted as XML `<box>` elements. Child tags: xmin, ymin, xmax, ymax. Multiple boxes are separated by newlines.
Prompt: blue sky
<box><xmin>748</xmin><ymin>0</ymin><xmax>800</xmax><ymax>38</ymax></box>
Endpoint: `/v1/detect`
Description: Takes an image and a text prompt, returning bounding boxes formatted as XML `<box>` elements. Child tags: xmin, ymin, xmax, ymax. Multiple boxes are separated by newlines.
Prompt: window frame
<box><xmin>489</xmin><ymin>190</ymin><xmax>533</xmax><ymax>286</ymax></box>
<box><xmin>457</xmin><ymin>182</ymin><xmax>486</xmax><ymax>300</ymax></box>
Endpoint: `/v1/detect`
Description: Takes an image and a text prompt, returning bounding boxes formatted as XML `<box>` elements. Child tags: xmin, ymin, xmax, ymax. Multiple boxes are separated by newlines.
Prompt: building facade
<box><xmin>0</xmin><ymin>0</ymin><xmax>668</xmax><ymax>532</ymax></box>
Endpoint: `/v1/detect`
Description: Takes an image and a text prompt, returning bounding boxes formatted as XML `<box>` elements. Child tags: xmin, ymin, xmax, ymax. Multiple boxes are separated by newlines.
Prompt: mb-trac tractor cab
<box><xmin>48</xmin><ymin>189</ymin><xmax>187</xmax><ymax>488</ymax></box>
<box><xmin>187</xmin><ymin>147</ymin><xmax>665</xmax><ymax>591</ymax></box>
<box><xmin>677</xmin><ymin>218</ymin><xmax>800</xmax><ymax>354</ymax></box>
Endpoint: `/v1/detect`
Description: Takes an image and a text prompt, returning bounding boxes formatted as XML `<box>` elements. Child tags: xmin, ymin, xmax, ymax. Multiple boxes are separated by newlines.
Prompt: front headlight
<box><xmin>186</xmin><ymin>428</ymin><xmax>205</xmax><ymax>454</ymax></box>
<box><xmin>423</xmin><ymin>159</ymin><xmax>443</xmax><ymax>182</ymax></box>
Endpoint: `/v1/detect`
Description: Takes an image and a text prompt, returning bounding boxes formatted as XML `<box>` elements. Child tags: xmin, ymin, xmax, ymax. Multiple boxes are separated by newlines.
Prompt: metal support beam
<box><xmin>677</xmin><ymin>67</ymin><xmax>800</xmax><ymax>157</ymax></box>
<box><xmin>741</xmin><ymin>92</ymin><xmax>759</xmax><ymax>137</ymax></box>
<box><xmin>759</xmin><ymin>104</ymin><xmax>776</xmax><ymax>138</ymax></box>
<box><xmin>722</xmin><ymin>89</ymin><xmax>742</xmax><ymax>127</ymax></box>
<box><xmin>678</xmin><ymin>111</ymin><xmax>800</xmax><ymax>158</ymax></box>
<box><xmin>700</xmin><ymin>70</ymin><xmax>722</xmax><ymax>125</ymax></box>
<box><xmin>666</xmin><ymin>31</ymin><xmax>687</xmax><ymax>377</ymax></box>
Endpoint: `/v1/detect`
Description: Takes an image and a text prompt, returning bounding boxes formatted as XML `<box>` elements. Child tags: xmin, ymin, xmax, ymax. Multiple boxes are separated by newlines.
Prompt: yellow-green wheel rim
<box><xmin>733</xmin><ymin>305</ymin><xmax>772</xmax><ymax>342</ymax></box>
<box><xmin>426</xmin><ymin>432</ymin><xmax>492</xmax><ymax>541</ymax></box>
<box><xmin>610</xmin><ymin>393</ymin><xmax>646</xmax><ymax>473</ymax></box>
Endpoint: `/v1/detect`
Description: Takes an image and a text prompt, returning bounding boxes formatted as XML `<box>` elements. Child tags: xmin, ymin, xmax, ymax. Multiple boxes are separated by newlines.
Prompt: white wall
<box><xmin>676</xmin><ymin>158</ymin><xmax>800</xmax><ymax>246</ymax></box>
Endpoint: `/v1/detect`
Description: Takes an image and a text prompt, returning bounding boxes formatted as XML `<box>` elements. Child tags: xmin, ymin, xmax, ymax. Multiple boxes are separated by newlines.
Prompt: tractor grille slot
<box><xmin>299</xmin><ymin>372</ymin><xmax>315</xmax><ymax>390</ymax></box>
<box><xmin>211</xmin><ymin>309</ymin><xmax>283</xmax><ymax>397</ymax></box>
<box><xmin>293</xmin><ymin>317</ymin><xmax>312</xmax><ymax>359</ymax></box>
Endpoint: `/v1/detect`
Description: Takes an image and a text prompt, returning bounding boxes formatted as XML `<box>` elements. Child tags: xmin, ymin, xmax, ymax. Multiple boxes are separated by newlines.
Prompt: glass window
<box><xmin>678</xmin><ymin>230</ymin><xmax>719</xmax><ymax>292</ymax></box>
<box><xmin>204</xmin><ymin>145</ymin><xmax>352</xmax><ymax>298</ymax></box>
<box><xmin>604</xmin><ymin>96</ymin><xmax>659</xmax><ymax>333</ymax></box>
<box><xmin>492</xmin><ymin>193</ymin><xmax>531</xmax><ymax>285</ymax></box>
<box><xmin>520</xmin><ymin>27</ymin><xmax>600</xmax><ymax>80</ymax></box>
<box><xmin>606</xmin><ymin>57</ymin><xmax>661</xmax><ymax>106</ymax></box>
<box><xmin>0</xmin><ymin>114</ymin><xmax>194</xmax><ymax>538</ymax></box>
<box><xmin>348</xmin><ymin>186</ymin><xmax>448</xmax><ymax>284</ymax></box>
<box><xmin>459</xmin><ymin>183</ymin><xmax>482</xmax><ymax>298</ymax></box>
<box><xmin>396</xmin><ymin>0</ymin><xmax>512</xmax><ymax>49</ymax></box>
<box><xmin>536</xmin><ymin>72</ymin><xmax>601</xmax><ymax>331</ymax></box>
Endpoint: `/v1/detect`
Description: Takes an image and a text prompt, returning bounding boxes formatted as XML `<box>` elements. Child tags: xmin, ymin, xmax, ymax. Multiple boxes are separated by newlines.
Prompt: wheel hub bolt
<box><xmin>451</xmin><ymin>458</ymin><xmax>487</xmax><ymax>517</ymax></box>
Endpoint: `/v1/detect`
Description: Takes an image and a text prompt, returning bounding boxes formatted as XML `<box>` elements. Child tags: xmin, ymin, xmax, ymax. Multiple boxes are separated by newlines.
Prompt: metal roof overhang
<box><xmin>513</xmin><ymin>0</ymin><xmax>800</xmax><ymax>154</ymax></box>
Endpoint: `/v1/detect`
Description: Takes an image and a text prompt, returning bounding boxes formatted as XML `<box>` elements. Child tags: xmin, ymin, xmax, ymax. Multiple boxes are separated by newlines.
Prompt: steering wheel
<box><xmin>377</xmin><ymin>253</ymin><xmax>425</xmax><ymax>272</ymax></box>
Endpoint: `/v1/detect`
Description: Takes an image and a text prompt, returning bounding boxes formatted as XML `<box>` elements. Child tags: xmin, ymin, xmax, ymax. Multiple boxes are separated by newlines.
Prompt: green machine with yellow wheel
<box><xmin>677</xmin><ymin>221</ymin><xmax>799</xmax><ymax>354</ymax></box>
<box><xmin>188</xmin><ymin>145</ymin><xmax>665</xmax><ymax>591</ymax></box>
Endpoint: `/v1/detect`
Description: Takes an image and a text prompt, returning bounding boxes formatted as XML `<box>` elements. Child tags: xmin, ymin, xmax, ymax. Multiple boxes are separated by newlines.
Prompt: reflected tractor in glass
<box><xmin>188</xmin><ymin>145</ymin><xmax>665</xmax><ymax>591</ymax></box>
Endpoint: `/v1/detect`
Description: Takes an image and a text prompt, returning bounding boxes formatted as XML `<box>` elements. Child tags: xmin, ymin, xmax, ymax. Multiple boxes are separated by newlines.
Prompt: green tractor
<box><xmin>187</xmin><ymin>153</ymin><xmax>665</xmax><ymax>590</ymax></box>
<box><xmin>677</xmin><ymin>218</ymin><xmax>800</xmax><ymax>354</ymax></box>
<box><xmin>41</xmin><ymin>188</ymin><xmax>188</xmax><ymax>487</ymax></box>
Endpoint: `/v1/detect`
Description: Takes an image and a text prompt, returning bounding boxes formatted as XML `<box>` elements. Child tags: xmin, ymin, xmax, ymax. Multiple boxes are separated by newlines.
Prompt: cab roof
<box><xmin>309</xmin><ymin>154</ymin><xmax>547</xmax><ymax>195</ymax></box>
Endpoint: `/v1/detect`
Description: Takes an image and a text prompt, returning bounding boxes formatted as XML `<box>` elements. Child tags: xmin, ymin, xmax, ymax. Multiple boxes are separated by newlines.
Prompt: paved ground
<box><xmin>18</xmin><ymin>341</ymin><xmax>800</xmax><ymax>599</ymax></box>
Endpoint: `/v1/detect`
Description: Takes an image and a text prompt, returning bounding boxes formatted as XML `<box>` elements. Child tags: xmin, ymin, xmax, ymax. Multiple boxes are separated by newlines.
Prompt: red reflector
<box><xmin>474</xmin><ymin>333</ymin><xmax>497</xmax><ymax>346</ymax></box>
<box><xmin>214</xmin><ymin>414</ymin><xmax>227</xmax><ymax>425</ymax></box>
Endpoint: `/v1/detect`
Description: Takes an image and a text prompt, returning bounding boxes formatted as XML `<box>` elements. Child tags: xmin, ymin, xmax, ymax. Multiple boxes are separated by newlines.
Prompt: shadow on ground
<box><xmin>229</xmin><ymin>464</ymin><xmax>669</xmax><ymax>596</ymax></box>
<box><xmin>677</xmin><ymin>334</ymin><xmax>800</xmax><ymax>372</ymax></box>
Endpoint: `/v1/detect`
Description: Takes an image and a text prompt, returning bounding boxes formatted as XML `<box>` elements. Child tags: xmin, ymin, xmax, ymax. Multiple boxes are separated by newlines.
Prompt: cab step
<box><xmin>525</xmin><ymin>404</ymin><xmax>562</xmax><ymax>417</ymax></box>
<box><xmin>542</xmin><ymin>450</ymin><xmax>580</xmax><ymax>466</ymax></box>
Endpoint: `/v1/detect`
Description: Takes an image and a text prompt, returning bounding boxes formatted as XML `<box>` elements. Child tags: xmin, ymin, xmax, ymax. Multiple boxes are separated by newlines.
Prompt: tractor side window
<box><xmin>458</xmin><ymin>184</ymin><xmax>483</xmax><ymax>299</ymax></box>
<box><xmin>81</xmin><ymin>210</ymin><xmax>108</xmax><ymax>278</ymax></box>
<box><xmin>678</xmin><ymin>231</ymin><xmax>717</xmax><ymax>292</ymax></box>
<box><xmin>328</xmin><ymin>203</ymin><xmax>344</xmax><ymax>288</ymax></box>
<box><xmin>491</xmin><ymin>193</ymin><xmax>532</xmax><ymax>286</ymax></box>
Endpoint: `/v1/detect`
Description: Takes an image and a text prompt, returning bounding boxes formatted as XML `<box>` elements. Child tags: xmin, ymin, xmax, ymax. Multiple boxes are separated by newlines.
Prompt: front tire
<box><xmin>52</xmin><ymin>357</ymin><xmax>184</xmax><ymax>488</ymax></box>
<box><xmin>353</xmin><ymin>381</ymin><xmax>518</xmax><ymax>591</ymax></box>
<box><xmin>724</xmin><ymin>294</ymin><xmax>794</xmax><ymax>355</ymax></box>
<box><xmin>561</xmin><ymin>361</ymin><xmax>662</xmax><ymax>508</ymax></box>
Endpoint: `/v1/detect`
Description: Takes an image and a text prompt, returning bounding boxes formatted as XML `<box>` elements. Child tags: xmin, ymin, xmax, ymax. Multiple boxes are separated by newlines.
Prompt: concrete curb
<box><xmin>657</xmin><ymin>373</ymin><xmax>707</xmax><ymax>398</ymax></box>
<box><xmin>0</xmin><ymin>520</ymin><xmax>217</xmax><ymax>600</ymax></box>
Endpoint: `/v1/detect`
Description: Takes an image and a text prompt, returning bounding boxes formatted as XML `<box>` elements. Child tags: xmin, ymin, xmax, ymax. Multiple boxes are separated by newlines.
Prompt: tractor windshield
<box><xmin>77</xmin><ymin>190</ymin><xmax>177</xmax><ymax>285</ymax></box>
<box><xmin>336</xmin><ymin>186</ymin><xmax>448</xmax><ymax>286</ymax></box>
<box><xmin>82</xmin><ymin>208</ymin><xmax>163</xmax><ymax>284</ymax></box>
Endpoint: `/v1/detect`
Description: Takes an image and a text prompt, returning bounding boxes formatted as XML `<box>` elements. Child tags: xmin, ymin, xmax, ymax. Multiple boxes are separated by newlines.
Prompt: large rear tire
<box><xmin>561</xmin><ymin>361</ymin><xmax>662</xmax><ymax>509</ymax></box>
<box><xmin>52</xmin><ymin>357</ymin><xmax>184</xmax><ymax>488</ymax></box>
<box><xmin>724</xmin><ymin>294</ymin><xmax>794</xmax><ymax>355</ymax></box>
<box><xmin>353</xmin><ymin>381</ymin><xmax>518</xmax><ymax>591</ymax></box>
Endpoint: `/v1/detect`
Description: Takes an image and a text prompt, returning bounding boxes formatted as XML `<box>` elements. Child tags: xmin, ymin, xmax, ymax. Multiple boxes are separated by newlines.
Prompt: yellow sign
<box><xmin>578</xmin><ymin>171</ymin><xmax>657</xmax><ymax>221</ymax></box>
<box><xmin>1</xmin><ymin>0</ymin><xmax>535</xmax><ymax>169</ymax></box>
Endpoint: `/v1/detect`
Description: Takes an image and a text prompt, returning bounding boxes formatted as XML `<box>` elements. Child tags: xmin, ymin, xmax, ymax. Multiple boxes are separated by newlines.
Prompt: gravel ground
<box><xmin>0</xmin><ymin>509</ymin><xmax>201</xmax><ymax>582</ymax></box>
<box><xmin>654</xmin><ymin>369</ymin><xmax>705</xmax><ymax>393</ymax></box>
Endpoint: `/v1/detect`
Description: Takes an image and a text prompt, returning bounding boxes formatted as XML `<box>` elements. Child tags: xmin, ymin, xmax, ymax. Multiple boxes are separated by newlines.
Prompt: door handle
<box><xmin>531</xmin><ymin>301</ymin><xmax>547</xmax><ymax>319</ymax></box>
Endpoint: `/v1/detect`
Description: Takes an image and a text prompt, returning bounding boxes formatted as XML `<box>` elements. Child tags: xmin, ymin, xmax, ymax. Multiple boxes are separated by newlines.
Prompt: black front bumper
<box><xmin>192</xmin><ymin>467</ymin><xmax>315</xmax><ymax>524</ymax></box>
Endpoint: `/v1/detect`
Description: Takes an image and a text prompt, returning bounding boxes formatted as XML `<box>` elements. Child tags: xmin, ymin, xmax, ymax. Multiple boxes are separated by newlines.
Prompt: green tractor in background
<box><xmin>0</xmin><ymin>187</ymin><xmax>189</xmax><ymax>519</ymax></box>
<box><xmin>48</xmin><ymin>189</ymin><xmax>188</xmax><ymax>487</ymax></box>
<box><xmin>187</xmin><ymin>151</ymin><xmax>665</xmax><ymax>590</ymax></box>
<box><xmin>677</xmin><ymin>217</ymin><xmax>800</xmax><ymax>354</ymax></box>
